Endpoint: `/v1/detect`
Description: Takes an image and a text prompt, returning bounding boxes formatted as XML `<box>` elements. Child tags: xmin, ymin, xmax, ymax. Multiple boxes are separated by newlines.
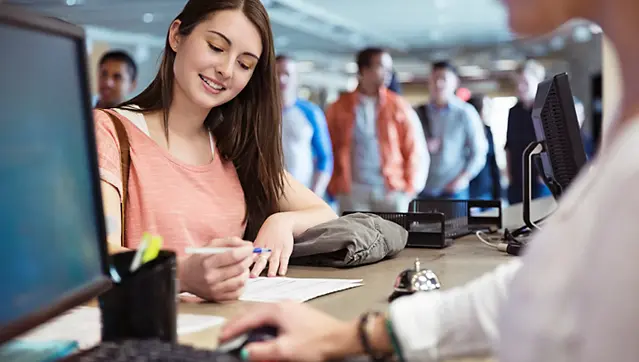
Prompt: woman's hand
<box><xmin>251</xmin><ymin>213</ymin><xmax>294</xmax><ymax>277</ymax></box>
<box><xmin>178</xmin><ymin>237</ymin><xmax>254</xmax><ymax>302</ymax></box>
<box><xmin>220</xmin><ymin>302</ymin><xmax>362</xmax><ymax>362</ymax></box>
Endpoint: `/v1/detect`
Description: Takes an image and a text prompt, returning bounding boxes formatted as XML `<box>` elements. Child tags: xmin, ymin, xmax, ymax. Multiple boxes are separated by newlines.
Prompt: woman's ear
<box><xmin>168</xmin><ymin>19</ymin><xmax>182</xmax><ymax>53</ymax></box>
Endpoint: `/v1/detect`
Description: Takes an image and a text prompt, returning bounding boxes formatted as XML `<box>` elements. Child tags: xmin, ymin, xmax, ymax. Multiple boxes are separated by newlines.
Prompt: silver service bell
<box><xmin>388</xmin><ymin>258</ymin><xmax>440</xmax><ymax>302</ymax></box>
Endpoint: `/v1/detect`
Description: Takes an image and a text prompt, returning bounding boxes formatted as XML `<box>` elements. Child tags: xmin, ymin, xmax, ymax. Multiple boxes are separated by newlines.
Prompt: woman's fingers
<box><xmin>251</xmin><ymin>253</ymin><xmax>269</xmax><ymax>277</ymax></box>
<box><xmin>267</xmin><ymin>250</ymin><xmax>281</xmax><ymax>277</ymax></box>
<box><xmin>211</xmin><ymin>269</ymin><xmax>249</xmax><ymax>295</ymax></box>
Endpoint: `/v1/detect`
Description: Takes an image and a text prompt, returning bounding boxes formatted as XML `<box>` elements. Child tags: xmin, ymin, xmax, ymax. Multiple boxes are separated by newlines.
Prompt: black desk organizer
<box><xmin>99</xmin><ymin>250</ymin><xmax>178</xmax><ymax>343</ymax></box>
<box><xmin>343</xmin><ymin>199</ymin><xmax>502</xmax><ymax>249</ymax></box>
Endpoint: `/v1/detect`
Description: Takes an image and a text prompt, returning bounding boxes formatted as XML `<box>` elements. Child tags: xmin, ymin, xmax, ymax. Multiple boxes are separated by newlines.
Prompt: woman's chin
<box><xmin>194</xmin><ymin>93</ymin><xmax>231</xmax><ymax>110</ymax></box>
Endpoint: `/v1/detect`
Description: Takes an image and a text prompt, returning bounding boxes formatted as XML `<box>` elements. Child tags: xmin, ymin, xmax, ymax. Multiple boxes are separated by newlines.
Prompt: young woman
<box><xmin>95</xmin><ymin>0</ymin><xmax>336</xmax><ymax>303</ymax></box>
<box><xmin>221</xmin><ymin>0</ymin><xmax>639</xmax><ymax>360</ymax></box>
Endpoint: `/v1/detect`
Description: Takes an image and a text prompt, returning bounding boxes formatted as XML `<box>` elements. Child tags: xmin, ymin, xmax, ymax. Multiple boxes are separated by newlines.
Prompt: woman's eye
<box><xmin>208</xmin><ymin>43</ymin><xmax>223</xmax><ymax>52</ymax></box>
<box><xmin>238</xmin><ymin>62</ymin><xmax>250</xmax><ymax>70</ymax></box>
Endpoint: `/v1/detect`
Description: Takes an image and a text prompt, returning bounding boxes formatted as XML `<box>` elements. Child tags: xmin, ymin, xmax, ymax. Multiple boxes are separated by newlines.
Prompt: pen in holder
<box><xmin>98</xmin><ymin>250</ymin><xmax>177</xmax><ymax>343</ymax></box>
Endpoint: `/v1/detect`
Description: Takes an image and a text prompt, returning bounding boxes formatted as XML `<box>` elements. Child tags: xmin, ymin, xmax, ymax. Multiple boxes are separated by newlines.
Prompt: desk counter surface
<box><xmin>180</xmin><ymin>198</ymin><xmax>556</xmax><ymax>355</ymax></box>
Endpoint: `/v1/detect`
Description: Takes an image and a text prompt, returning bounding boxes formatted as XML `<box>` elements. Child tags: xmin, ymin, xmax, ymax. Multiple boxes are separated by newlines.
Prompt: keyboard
<box><xmin>73</xmin><ymin>339</ymin><xmax>241</xmax><ymax>362</ymax></box>
<box><xmin>0</xmin><ymin>340</ymin><xmax>79</xmax><ymax>362</ymax></box>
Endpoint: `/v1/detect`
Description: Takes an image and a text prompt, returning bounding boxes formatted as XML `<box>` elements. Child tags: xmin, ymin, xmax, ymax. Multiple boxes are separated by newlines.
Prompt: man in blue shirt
<box><xmin>414</xmin><ymin>61</ymin><xmax>488</xmax><ymax>200</ymax></box>
<box><xmin>276</xmin><ymin>55</ymin><xmax>333</xmax><ymax>197</ymax></box>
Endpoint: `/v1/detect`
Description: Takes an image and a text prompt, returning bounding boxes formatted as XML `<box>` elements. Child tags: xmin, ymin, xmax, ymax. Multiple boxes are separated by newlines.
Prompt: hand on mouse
<box><xmin>220</xmin><ymin>302</ymin><xmax>362</xmax><ymax>361</ymax></box>
<box><xmin>178</xmin><ymin>237</ymin><xmax>253</xmax><ymax>302</ymax></box>
<box><xmin>250</xmin><ymin>213</ymin><xmax>294</xmax><ymax>278</ymax></box>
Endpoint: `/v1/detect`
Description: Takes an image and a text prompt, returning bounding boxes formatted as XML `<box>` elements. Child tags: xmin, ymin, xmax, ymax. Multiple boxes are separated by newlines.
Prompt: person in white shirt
<box><xmin>219</xmin><ymin>0</ymin><xmax>639</xmax><ymax>360</ymax></box>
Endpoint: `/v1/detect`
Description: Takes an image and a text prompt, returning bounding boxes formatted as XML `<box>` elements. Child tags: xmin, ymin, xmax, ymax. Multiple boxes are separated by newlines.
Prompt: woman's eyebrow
<box><xmin>207</xmin><ymin>30</ymin><xmax>259</xmax><ymax>59</ymax></box>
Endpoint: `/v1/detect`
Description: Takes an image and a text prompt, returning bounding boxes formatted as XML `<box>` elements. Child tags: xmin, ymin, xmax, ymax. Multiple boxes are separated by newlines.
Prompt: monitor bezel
<box><xmin>0</xmin><ymin>5</ymin><xmax>112</xmax><ymax>344</ymax></box>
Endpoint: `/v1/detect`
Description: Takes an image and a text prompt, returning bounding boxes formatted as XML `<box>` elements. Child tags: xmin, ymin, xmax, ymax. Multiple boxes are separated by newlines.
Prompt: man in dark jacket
<box><xmin>467</xmin><ymin>95</ymin><xmax>501</xmax><ymax>200</ymax></box>
<box><xmin>504</xmin><ymin>59</ymin><xmax>552</xmax><ymax>204</ymax></box>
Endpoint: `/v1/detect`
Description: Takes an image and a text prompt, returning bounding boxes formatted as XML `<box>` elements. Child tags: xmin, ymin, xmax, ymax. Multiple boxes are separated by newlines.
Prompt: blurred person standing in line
<box><xmin>387</xmin><ymin>70</ymin><xmax>403</xmax><ymax>94</ymax></box>
<box><xmin>415</xmin><ymin>61</ymin><xmax>488</xmax><ymax>200</ymax></box>
<box><xmin>573</xmin><ymin>96</ymin><xmax>595</xmax><ymax>159</ymax></box>
<box><xmin>325</xmin><ymin>47</ymin><xmax>428</xmax><ymax>213</ymax></box>
<box><xmin>276</xmin><ymin>55</ymin><xmax>333</xmax><ymax>197</ymax></box>
<box><xmin>504</xmin><ymin>59</ymin><xmax>550</xmax><ymax>204</ymax></box>
<box><xmin>94</xmin><ymin>50</ymin><xmax>138</xmax><ymax>109</ymax></box>
<box><xmin>468</xmin><ymin>95</ymin><xmax>501</xmax><ymax>201</ymax></box>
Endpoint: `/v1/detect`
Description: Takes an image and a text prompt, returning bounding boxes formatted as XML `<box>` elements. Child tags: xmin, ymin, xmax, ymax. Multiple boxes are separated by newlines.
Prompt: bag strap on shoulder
<box><xmin>101</xmin><ymin>109</ymin><xmax>130</xmax><ymax>247</ymax></box>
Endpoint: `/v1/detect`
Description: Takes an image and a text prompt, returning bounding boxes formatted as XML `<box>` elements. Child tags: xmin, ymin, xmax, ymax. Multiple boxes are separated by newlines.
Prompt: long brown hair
<box><xmin>120</xmin><ymin>0</ymin><xmax>284</xmax><ymax>241</ymax></box>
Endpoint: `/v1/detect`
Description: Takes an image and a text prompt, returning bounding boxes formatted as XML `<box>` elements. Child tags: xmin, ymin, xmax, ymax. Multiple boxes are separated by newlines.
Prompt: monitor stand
<box><xmin>522</xmin><ymin>141</ymin><xmax>548</xmax><ymax>231</ymax></box>
<box><xmin>0</xmin><ymin>340</ymin><xmax>78</xmax><ymax>362</ymax></box>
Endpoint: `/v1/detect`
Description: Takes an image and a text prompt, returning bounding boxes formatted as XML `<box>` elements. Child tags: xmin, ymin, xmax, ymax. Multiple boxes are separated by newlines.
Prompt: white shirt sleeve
<box><xmin>388</xmin><ymin>259</ymin><xmax>522</xmax><ymax>362</ymax></box>
<box><xmin>405</xmin><ymin>106</ymin><xmax>429</xmax><ymax>194</ymax></box>
<box><xmin>498</xmin><ymin>162</ymin><xmax>639</xmax><ymax>362</ymax></box>
<box><xmin>572</xmin><ymin>184</ymin><xmax>639</xmax><ymax>362</ymax></box>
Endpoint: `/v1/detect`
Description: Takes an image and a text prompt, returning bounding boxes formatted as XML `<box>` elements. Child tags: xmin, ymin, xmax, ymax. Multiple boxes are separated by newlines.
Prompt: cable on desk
<box><xmin>476</xmin><ymin>231</ymin><xmax>500</xmax><ymax>249</ymax></box>
<box><xmin>476</xmin><ymin>229</ymin><xmax>530</xmax><ymax>256</ymax></box>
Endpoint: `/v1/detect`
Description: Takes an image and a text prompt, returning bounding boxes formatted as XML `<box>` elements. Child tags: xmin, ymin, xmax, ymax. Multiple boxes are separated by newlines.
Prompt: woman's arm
<box><xmin>100</xmin><ymin>181</ymin><xmax>129</xmax><ymax>254</ymax></box>
<box><xmin>275</xmin><ymin>171</ymin><xmax>338</xmax><ymax>237</ymax></box>
<box><xmin>93</xmin><ymin>109</ymin><xmax>130</xmax><ymax>254</ymax></box>
<box><xmin>250</xmin><ymin>172</ymin><xmax>338</xmax><ymax>277</ymax></box>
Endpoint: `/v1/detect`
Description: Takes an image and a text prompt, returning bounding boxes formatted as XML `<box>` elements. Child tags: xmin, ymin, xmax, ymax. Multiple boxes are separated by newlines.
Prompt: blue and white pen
<box><xmin>185</xmin><ymin>247</ymin><xmax>272</xmax><ymax>255</ymax></box>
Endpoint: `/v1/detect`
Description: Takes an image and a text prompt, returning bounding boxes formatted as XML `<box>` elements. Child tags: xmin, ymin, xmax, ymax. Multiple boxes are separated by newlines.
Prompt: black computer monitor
<box><xmin>522</xmin><ymin>72</ymin><xmax>587</xmax><ymax>229</ymax></box>
<box><xmin>0</xmin><ymin>6</ymin><xmax>111</xmax><ymax>344</ymax></box>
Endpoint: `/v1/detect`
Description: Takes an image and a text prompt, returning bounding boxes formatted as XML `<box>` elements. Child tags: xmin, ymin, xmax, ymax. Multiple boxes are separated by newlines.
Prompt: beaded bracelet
<box><xmin>358</xmin><ymin>311</ymin><xmax>393</xmax><ymax>362</ymax></box>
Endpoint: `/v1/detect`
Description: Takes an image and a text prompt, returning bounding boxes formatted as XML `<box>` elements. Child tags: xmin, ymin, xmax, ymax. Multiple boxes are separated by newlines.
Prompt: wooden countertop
<box><xmin>179</xmin><ymin>198</ymin><xmax>557</xmax><ymax>359</ymax></box>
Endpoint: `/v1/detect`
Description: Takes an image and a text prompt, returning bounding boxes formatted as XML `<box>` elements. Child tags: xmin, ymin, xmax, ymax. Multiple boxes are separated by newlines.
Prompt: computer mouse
<box><xmin>217</xmin><ymin>326</ymin><xmax>278</xmax><ymax>356</ymax></box>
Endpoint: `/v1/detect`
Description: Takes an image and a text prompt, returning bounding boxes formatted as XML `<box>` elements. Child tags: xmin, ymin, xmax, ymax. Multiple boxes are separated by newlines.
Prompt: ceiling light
<box><xmin>66</xmin><ymin>0</ymin><xmax>77</xmax><ymax>5</ymax></box>
<box><xmin>457</xmin><ymin>65</ymin><xmax>488</xmax><ymax>78</ymax></box>
<box><xmin>344</xmin><ymin>62</ymin><xmax>358</xmax><ymax>74</ymax></box>
<box><xmin>346</xmin><ymin>77</ymin><xmax>358</xmax><ymax>91</ymax></box>
<box><xmin>397</xmin><ymin>72</ymin><xmax>414</xmax><ymax>82</ymax></box>
<box><xmin>143</xmin><ymin>13</ymin><xmax>154</xmax><ymax>24</ymax></box>
<box><xmin>493</xmin><ymin>59</ymin><xmax>518</xmax><ymax>71</ymax></box>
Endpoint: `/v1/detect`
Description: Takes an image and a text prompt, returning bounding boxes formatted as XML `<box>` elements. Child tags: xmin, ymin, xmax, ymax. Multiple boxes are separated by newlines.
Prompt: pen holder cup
<box><xmin>98</xmin><ymin>250</ymin><xmax>177</xmax><ymax>343</ymax></box>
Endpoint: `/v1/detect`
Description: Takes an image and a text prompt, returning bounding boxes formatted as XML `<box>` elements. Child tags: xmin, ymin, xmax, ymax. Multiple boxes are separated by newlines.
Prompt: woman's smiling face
<box><xmin>169</xmin><ymin>9</ymin><xmax>263</xmax><ymax>110</ymax></box>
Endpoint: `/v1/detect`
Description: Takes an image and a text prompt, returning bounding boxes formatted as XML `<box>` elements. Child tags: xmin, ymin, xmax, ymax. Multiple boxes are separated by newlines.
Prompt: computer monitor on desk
<box><xmin>522</xmin><ymin>72</ymin><xmax>587</xmax><ymax>229</ymax></box>
<box><xmin>0</xmin><ymin>5</ymin><xmax>111</xmax><ymax>345</ymax></box>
